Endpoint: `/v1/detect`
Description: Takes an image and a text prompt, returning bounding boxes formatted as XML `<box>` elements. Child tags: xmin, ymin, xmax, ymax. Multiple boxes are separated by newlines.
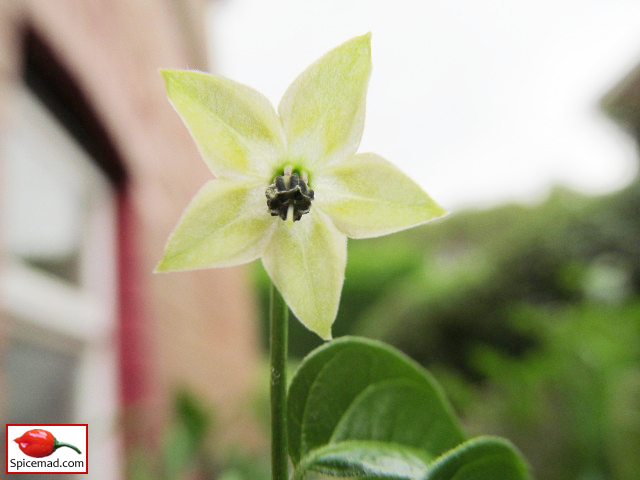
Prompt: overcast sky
<box><xmin>208</xmin><ymin>0</ymin><xmax>640</xmax><ymax>210</ymax></box>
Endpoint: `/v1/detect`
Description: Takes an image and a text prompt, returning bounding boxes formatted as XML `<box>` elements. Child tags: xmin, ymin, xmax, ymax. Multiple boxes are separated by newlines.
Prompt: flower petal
<box><xmin>314</xmin><ymin>153</ymin><xmax>447</xmax><ymax>238</ymax></box>
<box><xmin>161</xmin><ymin>69</ymin><xmax>284</xmax><ymax>179</ymax></box>
<box><xmin>156</xmin><ymin>179</ymin><xmax>275</xmax><ymax>271</ymax></box>
<box><xmin>278</xmin><ymin>34</ymin><xmax>371</xmax><ymax>170</ymax></box>
<box><xmin>262</xmin><ymin>210</ymin><xmax>347</xmax><ymax>340</ymax></box>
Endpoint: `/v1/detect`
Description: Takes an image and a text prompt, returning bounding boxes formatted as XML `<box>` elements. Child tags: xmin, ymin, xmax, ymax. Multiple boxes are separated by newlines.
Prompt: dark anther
<box><xmin>289</xmin><ymin>174</ymin><xmax>299</xmax><ymax>189</ymax></box>
<box><xmin>265</xmin><ymin>172</ymin><xmax>314</xmax><ymax>222</ymax></box>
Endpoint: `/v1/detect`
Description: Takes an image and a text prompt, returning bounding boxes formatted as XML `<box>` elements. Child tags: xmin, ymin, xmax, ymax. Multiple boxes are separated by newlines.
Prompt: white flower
<box><xmin>156</xmin><ymin>34</ymin><xmax>445</xmax><ymax>339</ymax></box>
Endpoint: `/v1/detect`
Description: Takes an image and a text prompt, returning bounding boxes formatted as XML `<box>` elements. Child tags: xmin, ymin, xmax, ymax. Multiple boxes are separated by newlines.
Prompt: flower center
<box><xmin>266</xmin><ymin>166</ymin><xmax>314</xmax><ymax>224</ymax></box>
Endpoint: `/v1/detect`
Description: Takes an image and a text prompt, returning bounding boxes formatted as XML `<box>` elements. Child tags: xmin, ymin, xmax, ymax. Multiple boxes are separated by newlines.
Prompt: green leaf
<box><xmin>262</xmin><ymin>210</ymin><xmax>347</xmax><ymax>340</ymax></box>
<box><xmin>279</xmin><ymin>34</ymin><xmax>372</xmax><ymax>170</ymax></box>
<box><xmin>314</xmin><ymin>153</ymin><xmax>447</xmax><ymax>238</ymax></box>
<box><xmin>294</xmin><ymin>438</ymin><xmax>531</xmax><ymax>480</ymax></box>
<box><xmin>160</xmin><ymin>69</ymin><xmax>284</xmax><ymax>179</ymax></box>
<box><xmin>424</xmin><ymin>437</ymin><xmax>531</xmax><ymax>480</ymax></box>
<box><xmin>155</xmin><ymin>179</ymin><xmax>275</xmax><ymax>271</ymax></box>
<box><xmin>294</xmin><ymin>440</ymin><xmax>431</xmax><ymax>480</ymax></box>
<box><xmin>288</xmin><ymin>337</ymin><xmax>465</xmax><ymax>464</ymax></box>
<box><xmin>332</xmin><ymin>379</ymin><xmax>463</xmax><ymax>456</ymax></box>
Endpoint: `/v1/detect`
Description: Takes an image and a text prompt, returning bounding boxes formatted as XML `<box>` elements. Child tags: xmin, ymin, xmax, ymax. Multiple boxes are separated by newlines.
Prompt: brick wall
<box><xmin>0</xmin><ymin>0</ymin><xmax>262</xmax><ymax>457</ymax></box>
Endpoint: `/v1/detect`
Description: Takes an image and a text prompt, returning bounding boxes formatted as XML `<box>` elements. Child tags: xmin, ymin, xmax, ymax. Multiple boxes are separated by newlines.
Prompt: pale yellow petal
<box><xmin>314</xmin><ymin>153</ymin><xmax>447</xmax><ymax>238</ymax></box>
<box><xmin>161</xmin><ymin>69</ymin><xmax>284</xmax><ymax>179</ymax></box>
<box><xmin>262</xmin><ymin>210</ymin><xmax>347</xmax><ymax>339</ymax></box>
<box><xmin>156</xmin><ymin>179</ymin><xmax>275</xmax><ymax>271</ymax></box>
<box><xmin>278</xmin><ymin>34</ymin><xmax>371</xmax><ymax>170</ymax></box>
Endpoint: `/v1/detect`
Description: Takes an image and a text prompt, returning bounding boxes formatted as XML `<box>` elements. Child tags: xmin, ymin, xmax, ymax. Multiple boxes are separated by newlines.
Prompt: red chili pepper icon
<box><xmin>14</xmin><ymin>429</ymin><xmax>82</xmax><ymax>458</ymax></box>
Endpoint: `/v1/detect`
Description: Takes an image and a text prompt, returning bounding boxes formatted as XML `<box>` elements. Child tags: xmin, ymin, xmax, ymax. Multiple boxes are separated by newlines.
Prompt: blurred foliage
<box><xmin>129</xmin><ymin>388</ymin><xmax>217</xmax><ymax>480</ymax></box>
<box><xmin>252</xmin><ymin>177</ymin><xmax>640</xmax><ymax>479</ymax></box>
<box><xmin>215</xmin><ymin>451</ymin><xmax>270</xmax><ymax>480</ymax></box>
<box><xmin>467</xmin><ymin>302</ymin><xmax>640</xmax><ymax>480</ymax></box>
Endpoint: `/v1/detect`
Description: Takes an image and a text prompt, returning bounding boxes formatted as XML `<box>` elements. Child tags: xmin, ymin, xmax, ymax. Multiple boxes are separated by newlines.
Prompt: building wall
<box><xmin>0</xmin><ymin>0</ymin><xmax>261</xmax><ymax>455</ymax></box>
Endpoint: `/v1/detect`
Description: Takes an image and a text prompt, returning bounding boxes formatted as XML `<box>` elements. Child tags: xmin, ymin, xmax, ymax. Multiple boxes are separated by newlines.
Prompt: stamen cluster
<box><xmin>266</xmin><ymin>170</ymin><xmax>314</xmax><ymax>223</ymax></box>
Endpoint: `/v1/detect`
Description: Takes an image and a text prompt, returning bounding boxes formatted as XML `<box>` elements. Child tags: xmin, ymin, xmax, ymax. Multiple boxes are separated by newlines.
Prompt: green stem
<box><xmin>270</xmin><ymin>282</ymin><xmax>289</xmax><ymax>480</ymax></box>
<box><xmin>54</xmin><ymin>439</ymin><xmax>82</xmax><ymax>455</ymax></box>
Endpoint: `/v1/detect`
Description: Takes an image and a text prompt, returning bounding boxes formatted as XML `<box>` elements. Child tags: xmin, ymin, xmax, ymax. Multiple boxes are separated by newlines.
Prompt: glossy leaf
<box><xmin>424</xmin><ymin>437</ymin><xmax>531</xmax><ymax>480</ymax></box>
<box><xmin>288</xmin><ymin>337</ymin><xmax>464</xmax><ymax>464</ymax></box>
<box><xmin>294</xmin><ymin>436</ymin><xmax>531</xmax><ymax>480</ymax></box>
<box><xmin>332</xmin><ymin>379</ymin><xmax>464</xmax><ymax>456</ymax></box>
<box><xmin>294</xmin><ymin>440</ymin><xmax>430</xmax><ymax>480</ymax></box>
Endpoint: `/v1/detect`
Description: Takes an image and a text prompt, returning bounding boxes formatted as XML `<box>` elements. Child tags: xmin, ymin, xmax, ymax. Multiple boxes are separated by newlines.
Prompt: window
<box><xmin>1</xmin><ymin>85</ymin><xmax>122</xmax><ymax>478</ymax></box>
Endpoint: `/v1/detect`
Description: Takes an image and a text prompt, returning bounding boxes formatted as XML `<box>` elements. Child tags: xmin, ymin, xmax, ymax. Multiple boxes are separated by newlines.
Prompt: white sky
<box><xmin>208</xmin><ymin>0</ymin><xmax>640</xmax><ymax>210</ymax></box>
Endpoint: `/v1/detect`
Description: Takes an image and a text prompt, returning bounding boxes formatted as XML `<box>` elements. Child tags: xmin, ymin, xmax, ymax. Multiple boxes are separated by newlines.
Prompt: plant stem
<box><xmin>270</xmin><ymin>282</ymin><xmax>289</xmax><ymax>480</ymax></box>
